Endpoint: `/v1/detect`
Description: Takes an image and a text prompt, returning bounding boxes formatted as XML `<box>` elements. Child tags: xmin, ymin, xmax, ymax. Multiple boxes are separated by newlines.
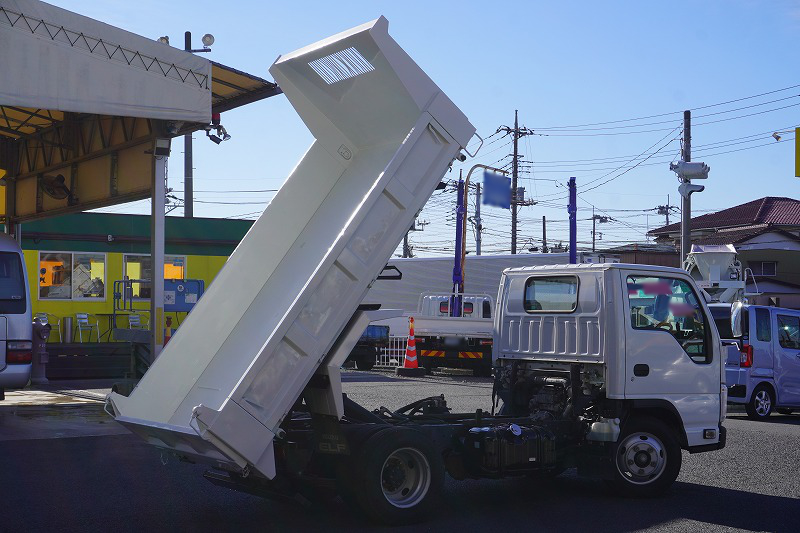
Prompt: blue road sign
<box><xmin>483</xmin><ymin>171</ymin><xmax>511</xmax><ymax>209</ymax></box>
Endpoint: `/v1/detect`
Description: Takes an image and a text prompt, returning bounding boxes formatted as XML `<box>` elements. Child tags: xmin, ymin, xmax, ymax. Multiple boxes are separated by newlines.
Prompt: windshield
<box><xmin>0</xmin><ymin>252</ymin><xmax>26</xmax><ymax>314</ymax></box>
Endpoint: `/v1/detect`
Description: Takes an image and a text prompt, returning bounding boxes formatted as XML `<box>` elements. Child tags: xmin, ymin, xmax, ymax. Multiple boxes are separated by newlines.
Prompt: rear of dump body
<box><xmin>107</xmin><ymin>17</ymin><xmax>474</xmax><ymax>478</ymax></box>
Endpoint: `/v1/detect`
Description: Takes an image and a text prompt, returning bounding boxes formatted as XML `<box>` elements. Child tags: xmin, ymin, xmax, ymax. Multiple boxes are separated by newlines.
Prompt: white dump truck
<box><xmin>106</xmin><ymin>18</ymin><xmax>728</xmax><ymax>525</ymax></box>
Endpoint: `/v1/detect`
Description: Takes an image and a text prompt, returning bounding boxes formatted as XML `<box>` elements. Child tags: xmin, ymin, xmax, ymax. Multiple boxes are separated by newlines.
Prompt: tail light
<box><xmin>6</xmin><ymin>341</ymin><xmax>32</xmax><ymax>364</ymax></box>
<box><xmin>739</xmin><ymin>343</ymin><xmax>753</xmax><ymax>368</ymax></box>
<box><xmin>479</xmin><ymin>339</ymin><xmax>493</xmax><ymax>346</ymax></box>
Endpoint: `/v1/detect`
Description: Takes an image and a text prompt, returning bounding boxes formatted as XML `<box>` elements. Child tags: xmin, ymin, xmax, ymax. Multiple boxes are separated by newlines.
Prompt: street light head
<box><xmin>670</xmin><ymin>160</ymin><xmax>710</xmax><ymax>180</ymax></box>
<box><xmin>678</xmin><ymin>182</ymin><xmax>705</xmax><ymax>199</ymax></box>
<box><xmin>772</xmin><ymin>132</ymin><xmax>782</xmax><ymax>142</ymax></box>
<box><xmin>201</xmin><ymin>34</ymin><xmax>215</xmax><ymax>47</ymax></box>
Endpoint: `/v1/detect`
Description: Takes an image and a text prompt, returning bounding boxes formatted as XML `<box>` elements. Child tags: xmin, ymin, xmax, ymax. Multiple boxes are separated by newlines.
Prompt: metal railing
<box><xmin>377</xmin><ymin>335</ymin><xmax>408</xmax><ymax>367</ymax></box>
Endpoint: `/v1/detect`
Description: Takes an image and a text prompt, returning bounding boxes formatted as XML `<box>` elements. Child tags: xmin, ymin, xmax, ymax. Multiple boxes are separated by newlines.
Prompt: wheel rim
<box><xmin>754</xmin><ymin>390</ymin><xmax>772</xmax><ymax>416</ymax></box>
<box><xmin>380</xmin><ymin>447</ymin><xmax>431</xmax><ymax>509</ymax></box>
<box><xmin>615</xmin><ymin>432</ymin><xmax>667</xmax><ymax>485</ymax></box>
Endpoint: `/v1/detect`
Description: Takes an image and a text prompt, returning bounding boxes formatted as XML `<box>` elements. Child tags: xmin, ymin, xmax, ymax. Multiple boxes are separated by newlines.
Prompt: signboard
<box><xmin>483</xmin><ymin>171</ymin><xmax>511</xmax><ymax>209</ymax></box>
<box><xmin>796</xmin><ymin>127</ymin><xmax>799</xmax><ymax>178</ymax></box>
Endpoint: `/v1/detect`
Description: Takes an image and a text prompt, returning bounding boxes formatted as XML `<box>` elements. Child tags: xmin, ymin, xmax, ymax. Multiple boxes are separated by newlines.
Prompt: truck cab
<box><xmin>495</xmin><ymin>263</ymin><xmax>727</xmax><ymax>492</ymax></box>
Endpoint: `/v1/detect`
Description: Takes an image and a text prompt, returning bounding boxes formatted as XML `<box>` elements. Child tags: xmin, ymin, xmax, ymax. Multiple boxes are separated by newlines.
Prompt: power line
<box><xmin>530</xmin><ymin>93</ymin><xmax>800</xmax><ymax>133</ymax></box>
<box><xmin>531</xmin><ymin>82</ymin><xmax>800</xmax><ymax>130</ymax></box>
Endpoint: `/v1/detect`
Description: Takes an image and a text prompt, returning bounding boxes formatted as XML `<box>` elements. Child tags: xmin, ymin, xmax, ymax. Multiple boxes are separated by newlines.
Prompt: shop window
<box><xmin>39</xmin><ymin>252</ymin><xmax>73</xmax><ymax>299</ymax></box>
<box><xmin>123</xmin><ymin>254</ymin><xmax>186</xmax><ymax>298</ymax></box>
<box><xmin>73</xmin><ymin>253</ymin><xmax>106</xmax><ymax>299</ymax></box>
<box><xmin>39</xmin><ymin>252</ymin><xmax>106</xmax><ymax>300</ymax></box>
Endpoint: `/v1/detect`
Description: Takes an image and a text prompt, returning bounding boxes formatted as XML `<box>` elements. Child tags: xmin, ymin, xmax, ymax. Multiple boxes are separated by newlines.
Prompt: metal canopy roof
<box><xmin>0</xmin><ymin>0</ymin><xmax>282</xmax><ymax>223</ymax></box>
<box><xmin>211</xmin><ymin>62</ymin><xmax>282</xmax><ymax>115</ymax></box>
<box><xmin>0</xmin><ymin>65</ymin><xmax>281</xmax><ymax>143</ymax></box>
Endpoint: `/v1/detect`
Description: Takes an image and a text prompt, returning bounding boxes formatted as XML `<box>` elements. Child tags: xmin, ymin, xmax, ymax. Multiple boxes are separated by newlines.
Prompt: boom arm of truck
<box><xmin>106</xmin><ymin>17</ymin><xmax>475</xmax><ymax>480</ymax></box>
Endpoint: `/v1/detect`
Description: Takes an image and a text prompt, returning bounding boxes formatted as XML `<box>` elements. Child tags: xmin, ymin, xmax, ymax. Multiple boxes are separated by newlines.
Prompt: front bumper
<box><xmin>688</xmin><ymin>425</ymin><xmax>726</xmax><ymax>454</ymax></box>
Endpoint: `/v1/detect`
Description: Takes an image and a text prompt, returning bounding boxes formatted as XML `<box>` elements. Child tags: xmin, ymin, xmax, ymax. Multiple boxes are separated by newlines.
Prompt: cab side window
<box><xmin>627</xmin><ymin>275</ymin><xmax>710</xmax><ymax>364</ymax></box>
<box><xmin>777</xmin><ymin>314</ymin><xmax>800</xmax><ymax>349</ymax></box>
<box><xmin>755</xmin><ymin>308</ymin><xmax>771</xmax><ymax>342</ymax></box>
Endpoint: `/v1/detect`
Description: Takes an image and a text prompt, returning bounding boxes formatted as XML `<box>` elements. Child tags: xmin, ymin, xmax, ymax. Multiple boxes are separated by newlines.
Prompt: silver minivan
<box><xmin>0</xmin><ymin>233</ymin><xmax>32</xmax><ymax>399</ymax></box>
<box><xmin>711</xmin><ymin>303</ymin><xmax>800</xmax><ymax>420</ymax></box>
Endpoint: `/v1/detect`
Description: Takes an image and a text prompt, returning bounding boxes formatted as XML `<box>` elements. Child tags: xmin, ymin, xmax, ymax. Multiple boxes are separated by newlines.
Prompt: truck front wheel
<box><xmin>348</xmin><ymin>427</ymin><xmax>443</xmax><ymax>525</ymax></box>
<box><xmin>610</xmin><ymin>417</ymin><xmax>681</xmax><ymax>496</ymax></box>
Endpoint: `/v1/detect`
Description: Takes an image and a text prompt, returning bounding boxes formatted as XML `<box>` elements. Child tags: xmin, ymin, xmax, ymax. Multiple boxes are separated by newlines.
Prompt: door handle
<box><xmin>634</xmin><ymin>364</ymin><xmax>650</xmax><ymax>377</ymax></box>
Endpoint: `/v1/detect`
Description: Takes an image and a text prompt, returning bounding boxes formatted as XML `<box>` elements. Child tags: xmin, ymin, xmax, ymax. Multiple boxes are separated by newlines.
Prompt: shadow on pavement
<box><xmin>727</xmin><ymin>413</ymin><xmax>800</xmax><ymax>425</ymax></box>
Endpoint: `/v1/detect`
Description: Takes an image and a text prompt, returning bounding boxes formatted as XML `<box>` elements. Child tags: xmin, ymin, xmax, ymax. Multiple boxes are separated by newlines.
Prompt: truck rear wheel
<box><xmin>347</xmin><ymin>427</ymin><xmax>443</xmax><ymax>525</ymax></box>
<box><xmin>745</xmin><ymin>385</ymin><xmax>774</xmax><ymax>420</ymax></box>
<box><xmin>610</xmin><ymin>417</ymin><xmax>681</xmax><ymax>497</ymax></box>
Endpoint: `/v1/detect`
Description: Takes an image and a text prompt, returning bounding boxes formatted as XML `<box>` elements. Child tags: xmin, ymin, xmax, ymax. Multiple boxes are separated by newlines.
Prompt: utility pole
<box><xmin>184</xmin><ymin>32</ymin><xmax>194</xmax><ymax>218</ymax></box>
<box><xmin>591</xmin><ymin>208</ymin><xmax>609</xmax><ymax>253</ymax></box>
<box><xmin>498</xmin><ymin>110</ymin><xmax>534</xmax><ymax>254</ymax></box>
<box><xmin>670</xmin><ymin>114</ymin><xmax>709</xmax><ymax>261</ymax></box>
<box><xmin>403</xmin><ymin>229</ymin><xmax>411</xmax><ymax>258</ymax></box>
<box><xmin>542</xmin><ymin>216</ymin><xmax>547</xmax><ymax>253</ymax></box>
<box><xmin>568</xmin><ymin>177</ymin><xmax>577</xmax><ymax>264</ymax></box>
<box><xmin>681</xmin><ymin>110</ymin><xmax>691</xmax><ymax>260</ymax></box>
<box><xmin>512</xmin><ymin>110</ymin><xmax>519</xmax><ymax>254</ymax></box>
<box><xmin>474</xmin><ymin>183</ymin><xmax>482</xmax><ymax>255</ymax></box>
<box><xmin>656</xmin><ymin>194</ymin><xmax>673</xmax><ymax>226</ymax></box>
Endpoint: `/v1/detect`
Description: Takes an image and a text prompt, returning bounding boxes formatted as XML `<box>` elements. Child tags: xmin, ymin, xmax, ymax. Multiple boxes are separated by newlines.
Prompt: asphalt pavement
<box><xmin>0</xmin><ymin>372</ymin><xmax>798</xmax><ymax>532</ymax></box>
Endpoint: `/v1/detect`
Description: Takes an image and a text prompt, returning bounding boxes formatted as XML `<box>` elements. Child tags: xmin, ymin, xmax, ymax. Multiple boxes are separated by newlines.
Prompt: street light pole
<box><xmin>680</xmin><ymin>110</ymin><xmax>691</xmax><ymax>260</ymax></box>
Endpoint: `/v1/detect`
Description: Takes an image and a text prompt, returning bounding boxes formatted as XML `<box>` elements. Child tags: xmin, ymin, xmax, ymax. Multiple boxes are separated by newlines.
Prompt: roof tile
<box><xmin>650</xmin><ymin>197</ymin><xmax>800</xmax><ymax>234</ymax></box>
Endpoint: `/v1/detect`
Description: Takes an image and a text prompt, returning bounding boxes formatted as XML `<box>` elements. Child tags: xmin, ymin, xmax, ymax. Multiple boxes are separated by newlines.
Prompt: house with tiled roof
<box><xmin>648</xmin><ymin>197</ymin><xmax>800</xmax><ymax>308</ymax></box>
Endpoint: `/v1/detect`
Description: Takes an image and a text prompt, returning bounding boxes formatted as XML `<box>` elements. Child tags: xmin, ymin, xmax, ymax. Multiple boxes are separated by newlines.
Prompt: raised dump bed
<box><xmin>107</xmin><ymin>17</ymin><xmax>475</xmax><ymax>479</ymax></box>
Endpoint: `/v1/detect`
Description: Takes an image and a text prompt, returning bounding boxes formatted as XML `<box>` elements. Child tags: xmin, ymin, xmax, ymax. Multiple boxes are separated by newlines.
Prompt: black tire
<box><xmin>776</xmin><ymin>408</ymin><xmax>793</xmax><ymax>415</ymax></box>
<box><xmin>745</xmin><ymin>385</ymin><xmax>775</xmax><ymax>420</ymax></box>
<box><xmin>345</xmin><ymin>427</ymin><xmax>444</xmax><ymax>525</ymax></box>
<box><xmin>610</xmin><ymin>417</ymin><xmax>681</xmax><ymax>497</ymax></box>
<box><xmin>355</xmin><ymin>356</ymin><xmax>375</xmax><ymax>371</ymax></box>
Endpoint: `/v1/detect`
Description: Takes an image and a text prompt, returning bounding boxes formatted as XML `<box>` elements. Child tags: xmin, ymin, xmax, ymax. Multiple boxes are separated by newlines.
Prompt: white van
<box><xmin>0</xmin><ymin>233</ymin><xmax>32</xmax><ymax>399</ymax></box>
<box><xmin>710</xmin><ymin>303</ymin><xmax>800</xmax><ymax>420</ymax></box>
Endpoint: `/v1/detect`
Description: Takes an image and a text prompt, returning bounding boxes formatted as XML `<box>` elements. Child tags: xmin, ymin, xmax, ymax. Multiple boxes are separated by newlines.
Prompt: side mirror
<box><xmin>731</xmin><ymin>302</ymin><xmax>744</xmax><ymax>338</ymax></box>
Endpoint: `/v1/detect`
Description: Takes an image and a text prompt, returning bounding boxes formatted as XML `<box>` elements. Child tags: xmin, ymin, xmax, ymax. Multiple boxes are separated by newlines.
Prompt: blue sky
<box><xmin>54</xmin><ymin>0</ymin><xmax>800</xmax><ymax>255</ymax></box>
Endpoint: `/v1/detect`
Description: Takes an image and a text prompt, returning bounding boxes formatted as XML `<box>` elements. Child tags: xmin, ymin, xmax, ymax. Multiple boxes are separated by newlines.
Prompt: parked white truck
<box><xmin>106</xmin><ymin>18</ymin><xmax>728</xmax><ymax>525</ymax></box>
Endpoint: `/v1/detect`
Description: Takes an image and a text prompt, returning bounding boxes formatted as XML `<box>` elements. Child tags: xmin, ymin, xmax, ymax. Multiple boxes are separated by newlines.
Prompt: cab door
<box><xmin>622</xmin><ymin>271</ymin><xmax>720</xmax><ymax>445</ymax></box>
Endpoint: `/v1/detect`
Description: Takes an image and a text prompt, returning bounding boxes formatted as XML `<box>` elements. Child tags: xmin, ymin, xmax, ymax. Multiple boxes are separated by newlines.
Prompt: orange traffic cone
<box><xmin>396</xmin><ymin>316</ymin><xmax>426</xmax><ymax>376</ymax></box>
<box><xmin>403</xmin><ymin>317</ymin><xmax>418</xmax><ymax>368</ymax></box>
